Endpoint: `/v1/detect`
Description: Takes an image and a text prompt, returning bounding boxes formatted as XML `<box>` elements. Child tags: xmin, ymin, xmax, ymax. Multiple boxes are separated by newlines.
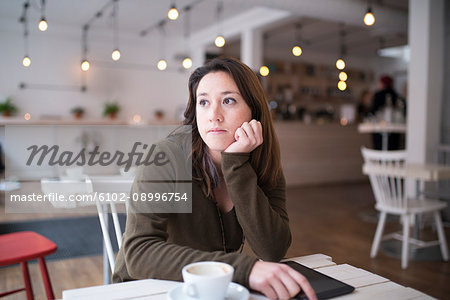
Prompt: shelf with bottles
<box><xmin>265</xmin><ymin>60</ymin><xmax>373</xmax><ymax>103</ymax></box>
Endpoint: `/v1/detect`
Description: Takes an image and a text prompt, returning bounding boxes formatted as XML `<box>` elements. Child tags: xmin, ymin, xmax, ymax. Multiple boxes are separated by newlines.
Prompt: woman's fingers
<box><xmin>249</xmin><ymin>261</ymin><xmax>317</xmax><ymax>300</ymax></box>
<box><xmin>249</xmin><ymin>119</ymin><xmax>263</xmax><ymax>144</ymax></box>
<box><xmin>277</xmin><ymin>265</ymin><xmax>302</xmax><ymax>298</ymax></box>
<box><xmin>240</xmin><ymin>122</ymin><xmax>256</xmax><ymax>143</ymax></box>
<box><xmin>287</xmin><ymin>267</ymin><xmax>318</xmax><ymax>300</ymax></box>
<box><xmin>225</xmin><ymin>119</ymin><xmax>263</xmax><ymax>153</ymax></box>
<box><xmin>269</xmin><ymin>274</ymin><xmax>291</xmax><ymax>299</ymax></box>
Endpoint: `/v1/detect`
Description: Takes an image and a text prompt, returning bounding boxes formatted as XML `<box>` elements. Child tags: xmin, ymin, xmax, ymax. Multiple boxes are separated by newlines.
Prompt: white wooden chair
<box><xmin>361</xmin><ymin>147</ymin><xmax>449</xmax><ymax>268</ymax></box>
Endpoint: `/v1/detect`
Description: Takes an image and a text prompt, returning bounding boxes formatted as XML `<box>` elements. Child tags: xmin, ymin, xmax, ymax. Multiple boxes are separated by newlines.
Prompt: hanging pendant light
<box><xmin>81</xmin><ymin>59</ymin><xmax>90</xmax><ymax>71</ymax></box>
<box><xmin>22</xmin><ymin>56</ymin><xmax>31</xmax><ymax>67</ymax></box>
<box><xmin>259</xmin><ymin>66</ymin><xmax>269</xmax><ymax>77</ymax></box>
<box><xmin>38</xmin><ymin>0</ymin><xmax>48</xmax><ymax>31</ymax></box>
<box><xmin>291</xmin><ymin>23</ymin><xmax>303</xmax><ymax>57</ymax></box>
<box><xmin>215</xmin><ymin>0</ymin><xmax>225</xmax><ymax>48</ymax></box>
<box><xmin>182</xmin><ymin>6</ymin><xmax>193</xmax><ymax>69</ymax></box>
<box><xmin>20</xmin><ymin>1</ymin><xmax>31</xmax><ymax>67</ymax></box>
<box><xmin>168</xmin><ymin>1</ymin><xmax>179</xmax><ymax>20</ymax></box>
<box><xmin>111</xmin><ymin>0</ymin><xmax>121</xmax><ymax>61</ymax></box>
<box><xmin>157</xmin><ymin>22</ymin><xmax>168</xmax><ymax>71</ymax></box>
<box><xmin>364</xmin><ymin>5</ymin><xmax>375</xmax><ymax>26</ymax></box>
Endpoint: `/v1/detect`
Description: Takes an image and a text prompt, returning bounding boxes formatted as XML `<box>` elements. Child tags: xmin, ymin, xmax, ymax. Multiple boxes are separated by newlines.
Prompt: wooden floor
<box><xmin>1</xmin><ymin>182</ymin><xmax>449</xmax><ymax>299</ymax></box>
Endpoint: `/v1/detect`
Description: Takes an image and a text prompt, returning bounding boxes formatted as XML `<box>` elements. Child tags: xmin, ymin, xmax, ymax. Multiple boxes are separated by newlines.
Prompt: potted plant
<box><xmin>0</xmin><ymin>98</ymin><xmax>18</xmax><ymax>117</ymax></box>
<box><xmin>154</xmin><ymin>110</ymin><xmax>165</xmax><ymax>121</ymax></box>
<box><xmin>71</xmin><ymin>107</ymin><xmax>85</xmax><ymax>119</ymax></box>
<box><xmin>103</xmin><ymin>102</ymin><xmax>120</xmax><ymax>119</ymax></box>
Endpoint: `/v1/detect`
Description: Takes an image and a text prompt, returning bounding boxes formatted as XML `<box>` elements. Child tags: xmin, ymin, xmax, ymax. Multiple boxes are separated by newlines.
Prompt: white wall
<box><xmin>0</xmin><ymin>20</ymin><xmax>190</xmax><ymax>122</ymax></box>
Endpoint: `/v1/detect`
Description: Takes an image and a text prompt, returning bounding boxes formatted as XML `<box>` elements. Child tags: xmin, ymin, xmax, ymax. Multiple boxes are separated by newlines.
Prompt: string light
<box><xmin>22</xmin><ymin>56</ymin><xmax>31</xmax><ymax>67</ymax></box>
<box><xmin>168</xmin><ymin>4</ymin><xmax>179</xmax><ymax>20</ymax></box>
<box><xmin>364</xmin><ymin>7</ymin><xmax>375</xmax><ymax>26</ymax></box>
<box><xmin>112</xmin><ymin>49</ymin><xmax>120</xmax><ymax>61</ymax></box>
<box><xmin>111</xmin><ymin>0</ymin><xmax>121</xmax><ymax>61</ymax></box>
<box><xmin>338</xmin><ymin>81</ymin><xmax>347</xmax><ymax>91</ymax></box>
<box><xmin>292</xmin><ymin>46</ymin><xmax>302</xmax><ymax>56</ymax></box>
<box><xmin>259</xmin><ymin>66</ymin><xmax>269</xmax><ymax>77</ymax></box>
<box><xmin>182</xmin><ymin>58</ymin><xmax>192</xmax><ymax>69</ymax></box>
<box><xmin>157</xmin><ymin>21</ymin><xmax>168</xmax><ymax>71</ymax></box>
<box><xmin>81</xmin><ymin>60</ymin><xmax>90</xmax><ymax>71</ymax></box>
<box><xmin>38</xmin><ymin>18</ymin><xmax>48</xmax><ymax>31</ymax></box>
<box><xmin>336</xmin><ymin>28</ymin><xmax>347</xmax><ymax>70</ymax></box>
<box><xmin>339</xmin><ymin>71</ymin><xmax>348</xmax><ymax>81</ymax></box>
<box><xmin>19</xmin><ymin>1</ymin><xmax>31</xmax><ymax>67</ymax></box>
<box><xmin>215</xmin><ymin>35</ymin><xmax>225</xmax><ymax>48</ymax></box>
<box><xmin>38</xmin><ymin>0</ymin><xmax>48</xmax><ymax>31</ymax></box>
<box><xmin>81</xmin><ymin>24</ymin><xmax>90</xmax><ymax>71</ymax></box>
<box><xmin>157</xmin><ymin>59</ymin><xmax>167</xmax><ymax>71</ymax></box>
<box><xmin>215</xmin><ymin>0</ymin><xmax>225</xmax><ymax>48</ymax></box>
<box><xmin>336</xmin><ymin>59</ymin><xmax>345</xmax><ymax>70</ymax></box>
<box><xmin>292</xmin><ymin>23</ymin><xmax>303</xmax><ymax>57</ymax></box>
<box><xmin>182</xmin><ymin>6</ymin><xmax>192</xmax><ymax>69</ymax></box>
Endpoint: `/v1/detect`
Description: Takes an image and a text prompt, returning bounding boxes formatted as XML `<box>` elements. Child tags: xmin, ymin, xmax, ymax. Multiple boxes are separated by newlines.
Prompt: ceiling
<box><xmin>0</xmin><ymin>0</ymin><xmax>409</xmax><ymax>59</ymax></box>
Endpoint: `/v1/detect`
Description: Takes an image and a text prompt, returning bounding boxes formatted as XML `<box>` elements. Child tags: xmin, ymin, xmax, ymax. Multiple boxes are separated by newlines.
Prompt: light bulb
<box><xmin>364</xmin><ymin>10</ymin><xmax>375</xmax><ymax>26</ymax></box>
<box><xmin>157</xmin><ymin>59</ymin><xmax>167</xmax><ymax>71</ymax></box>
<box><xmin>339</xmin><ymin>71</ymin><xmax>348</xmax><ymax>81</ymax></box>
<box><xmin>336</xmin><ymin>58</ymin><xmax>345</xmax><ymax>70</ymax></box>
<box><xmin>133</xmin><ymin>114</ymin><xmax>141</xmax><ymax>123</ymax></box>
<box><xmin>112</xmin><ymin>49</ymin><xmax>121</xmax><ymax>61</ymax></box>
<box><xmin>292</xmin><ymin>46</ymin><xmax>302</xmax><ymax>57</ymax></box>
<box><xmin>338</xmin><ymin>81</ymin><xmax>347</xmax><ymax>91</ymax></box>
<box><xmin>38</xmin><ymin>18</ymin><xmax>48</xmax><ymax>31</ymax></box>
<box><xmin>168</xmin><ymin>6</ymin><xmax>179</xmax><ymax>20</ymax></box>
<box><xmin>81</xmin><ymin>60</ymin><xmax>90</xmax><ymax>71</ymax></box>
<box><xmin>215</xmin><ymin>36</ymin><xmax>225</xmax><ymax>48</ymax></box>
<box><xmin>182</xmin><ymin>57</ymin><xmax>193</xmax><ymax>69</ymax></box>
<box><xmin>259</xmin><ymin>65</ymin><xmax>269</xmax><ymax>77</ymax></box>
<box><xmin>22</xmin><ymin>56</ymin><xmax>31</xmax><ymax>67</ymax></box>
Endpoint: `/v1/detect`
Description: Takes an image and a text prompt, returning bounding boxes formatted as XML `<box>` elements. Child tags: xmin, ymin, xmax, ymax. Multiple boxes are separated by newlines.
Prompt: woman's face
<box><xmin>195</xmin><ymin>71</ymin><xmax>252</xmax><ymax>155</ymax></box>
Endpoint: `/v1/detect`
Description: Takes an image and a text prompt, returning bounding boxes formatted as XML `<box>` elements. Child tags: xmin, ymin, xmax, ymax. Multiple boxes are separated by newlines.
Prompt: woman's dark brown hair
<box><xmin>183</xmin><ymin>57</ymin><xmax>281</xmax><ymax>196</ymax></box>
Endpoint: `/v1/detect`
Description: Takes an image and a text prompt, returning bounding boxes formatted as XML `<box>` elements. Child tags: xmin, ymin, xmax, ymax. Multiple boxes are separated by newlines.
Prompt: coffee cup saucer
<box><xmin>167</xmin><ymin>282</ymin><xmax>249</xmax><ymax>300</ymax></box>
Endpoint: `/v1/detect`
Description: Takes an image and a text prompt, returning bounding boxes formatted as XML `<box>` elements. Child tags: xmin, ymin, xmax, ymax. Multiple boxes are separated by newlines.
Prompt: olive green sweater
<box><xmin>112</xmin><ymin>136</ymin><xmax>291</xmax><ymax>287</ymax></box>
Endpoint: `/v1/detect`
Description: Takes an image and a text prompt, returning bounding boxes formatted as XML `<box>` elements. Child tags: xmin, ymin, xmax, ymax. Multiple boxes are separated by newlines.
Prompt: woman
<box><xmin>113</xmin><ymin>57</ymin><xmax>316</xmax><ymax>300</ymax></box>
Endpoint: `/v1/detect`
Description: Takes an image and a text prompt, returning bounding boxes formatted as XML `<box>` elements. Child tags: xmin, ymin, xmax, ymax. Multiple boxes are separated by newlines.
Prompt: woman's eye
<box><xmin>198</xmin><ymin>99</ymin><xmax>208</xmax><ymax>106</ymax></box>
<box><xmin>223</xmin><ymin>98</ymin><xmax>236</xmax><ymax>105</ymax></box>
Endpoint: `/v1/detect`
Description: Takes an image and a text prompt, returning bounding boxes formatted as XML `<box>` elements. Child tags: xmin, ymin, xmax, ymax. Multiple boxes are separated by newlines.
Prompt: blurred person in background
<box><xmin>370</xmin><ymin>75</ymin><xmax>406</xmax><ymax>150</ymax></box>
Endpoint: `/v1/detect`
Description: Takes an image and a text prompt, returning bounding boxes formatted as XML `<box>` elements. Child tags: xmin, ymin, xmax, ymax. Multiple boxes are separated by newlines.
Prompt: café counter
<box><xmin>275</xmin><ymin>122</ymin><xmax>371</xmax><ymax>186</ymax></box>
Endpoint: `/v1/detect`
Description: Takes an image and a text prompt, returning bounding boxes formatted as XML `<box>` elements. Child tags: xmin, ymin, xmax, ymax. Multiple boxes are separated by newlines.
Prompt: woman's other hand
<box><xmin>224</xmin><ymin>119</ymin><xmax>263</xmax><ymax>153</ymax></box>
<box><xmin>249</xmin><ymin>261</ymin><xmax>317</xmax><ymax>300</ymax></box>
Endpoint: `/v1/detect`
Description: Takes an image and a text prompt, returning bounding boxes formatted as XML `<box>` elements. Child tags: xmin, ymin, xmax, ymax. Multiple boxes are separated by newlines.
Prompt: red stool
<box><xmin>0</xmin><ymin>231</ymin><xmax>57</xmax><ymax>300</ymax></box>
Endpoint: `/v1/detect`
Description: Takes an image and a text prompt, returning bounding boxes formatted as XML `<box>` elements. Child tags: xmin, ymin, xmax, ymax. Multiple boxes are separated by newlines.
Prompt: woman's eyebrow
<box><xmin>221</xmin><ymin>91</ymin><xmax>240</xmax><ymax>96</ymax></box>
<box><xmin>196</xmin><ymin>91</ymin><xmax>240</xmax><ymax>97</ymax></box>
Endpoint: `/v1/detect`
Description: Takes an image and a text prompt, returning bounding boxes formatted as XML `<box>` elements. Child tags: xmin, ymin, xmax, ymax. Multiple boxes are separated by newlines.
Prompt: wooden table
<box><xmin>358</xmin><ymin>122</ymin><xmax>406</xmax><ymax>150</ymax></box>
<box><xmin>62</xmin><ymin>254</ymin><xmax>434</xmax><ymax>299</ymax></box>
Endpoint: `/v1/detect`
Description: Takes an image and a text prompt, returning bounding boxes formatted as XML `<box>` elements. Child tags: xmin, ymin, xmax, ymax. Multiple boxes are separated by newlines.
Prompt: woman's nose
<box><xmin>209</xmin><ymin>101</ymin><xmax>223</xmax><ymax>122</ymax></box>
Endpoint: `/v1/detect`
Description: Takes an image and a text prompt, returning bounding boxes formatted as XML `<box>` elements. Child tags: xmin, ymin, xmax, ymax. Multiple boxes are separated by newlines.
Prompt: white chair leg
<box><xmin>401</xmin><ymin>214</ymin><xmax>410</xmax><ymax>269</ymax></box>
<box><xmin>371</xmin><ymin>211</ymin><xmax>387</xmax><ymax>258</ymax></box>
<box><xmin>434</xmin><ymin>212</ymin><xmax>449</xmax><ymax>261</ymax></box>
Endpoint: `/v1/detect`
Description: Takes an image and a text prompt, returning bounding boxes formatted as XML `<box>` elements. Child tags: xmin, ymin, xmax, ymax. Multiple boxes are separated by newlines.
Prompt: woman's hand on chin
<box><xmin>224</xmin><ymin>120</ymin><xmax>263</xmax><ymax>153</ymax></box>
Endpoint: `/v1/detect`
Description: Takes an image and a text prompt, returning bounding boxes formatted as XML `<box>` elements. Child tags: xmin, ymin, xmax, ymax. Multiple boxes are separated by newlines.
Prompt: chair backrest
<box><xmin>85</xmin><ymin>176</ymin><xmax>123</xmax><ymax>272</ymax></box>
<box><xmin>361</xmin><ymin>147</ymin><xmax>408</xmax><ymax>210</ymax></box>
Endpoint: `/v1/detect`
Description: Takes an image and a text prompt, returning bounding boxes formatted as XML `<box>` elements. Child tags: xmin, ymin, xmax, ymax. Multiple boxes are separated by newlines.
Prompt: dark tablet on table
<box><xmin>282</xmin><ymin>260</ymin><xmax>355</xmax><ymax>299</ymax></box>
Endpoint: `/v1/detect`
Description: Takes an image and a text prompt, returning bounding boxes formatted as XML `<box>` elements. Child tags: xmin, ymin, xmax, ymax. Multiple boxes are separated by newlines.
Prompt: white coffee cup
<box><xmin>182</xmin><ymin>261</ymin><xmax>234</xmax><ymax>300</ymax></box>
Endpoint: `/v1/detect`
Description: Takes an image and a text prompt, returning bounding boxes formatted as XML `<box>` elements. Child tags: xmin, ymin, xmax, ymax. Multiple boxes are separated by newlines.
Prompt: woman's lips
<box><xmin>208</xmin><ymin>129</ymin><xmax>227</xmax><ymax>134</ymax></box>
